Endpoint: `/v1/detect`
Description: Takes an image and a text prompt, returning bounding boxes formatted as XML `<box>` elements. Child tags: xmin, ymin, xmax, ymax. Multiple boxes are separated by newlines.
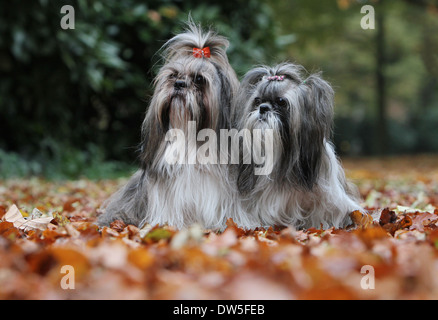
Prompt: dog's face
<box><xmin>153</xmin><ymin>57</ymin><xmax>229</xmax><ymax>133</ymax></box>
<box><xmin>240</xmin><ymin>74</ymin><xmax>297</xmax><ymax>146</ymax></box>
<box><xmin>235</xmin><ymin>63</ymin><xmax>335</xmax><ymax>192</ymax></box>
<box><xmin>140</xmin><ymin>23</ymin><xmax>238</xmax><ymax>171</ymax></box>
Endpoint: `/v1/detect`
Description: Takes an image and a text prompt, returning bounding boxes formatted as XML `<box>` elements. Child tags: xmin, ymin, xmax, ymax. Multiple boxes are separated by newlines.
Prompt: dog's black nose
<box><xmin>259</xmin><ymin>104</ymin><xmax>271</xmax><ymax>114</ymax></box>
<box><xmin>174</xmin><ymin>80</ymin><xmax>186</xmax><ymax>89</ymax></box>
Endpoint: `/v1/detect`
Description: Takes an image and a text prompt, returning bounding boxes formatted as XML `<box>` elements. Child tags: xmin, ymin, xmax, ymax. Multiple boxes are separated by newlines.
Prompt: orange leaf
<box><xmin>0</xmin><ymin>221</ymin><xmax>23</xmax><ymax>240</ymax></box>
<box><xmin>128</xmin><ymin>247</ymin><xmax>154</xmax><ymax>269</ymax></box>
<box><xmin>353</xmin><ymin>226</ymin><xmax>389</xmax><ymax>248</ymax></box>
<box><xmin>350</xmin><ymin>210</ymin><xmax>373</xmax><ymax>229</ymax></box>
<box><xmin>398</xmin><ymin>215</ymin><xmax>413</xmax><ymax>229</ymax></box>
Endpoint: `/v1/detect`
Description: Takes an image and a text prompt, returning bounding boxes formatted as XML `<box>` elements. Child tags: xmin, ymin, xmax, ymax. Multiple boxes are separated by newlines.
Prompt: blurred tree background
<box><xmin>0</xmin><ymin>0</ymin><xmax>437</xmax><ymax>179</ymax></box>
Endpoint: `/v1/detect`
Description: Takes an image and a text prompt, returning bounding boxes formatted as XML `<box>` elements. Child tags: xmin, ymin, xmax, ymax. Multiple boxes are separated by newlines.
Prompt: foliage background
<box><xmin>0</xmin><ymin>0</ymin><xmax>437</xmax><ymax>179</ymax></box>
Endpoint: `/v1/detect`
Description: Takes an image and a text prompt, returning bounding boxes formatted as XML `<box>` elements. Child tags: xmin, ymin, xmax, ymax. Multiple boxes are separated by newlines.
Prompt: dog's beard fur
<box><xmin>154</xmin><ymin>59</ymin><xmax>219</xmax><ymax>132</ymax></box>
<box><xmin>97</xmin><ymin>22</ymin><xmax>245</xmax><ymax>230</ymax></box>
<box><xmin>233</xmin><ymin>63</ymin><xmax>365</xmax><ymax>229</ymax></box>
<box><xmin>142</xmin><ymin>56</ymin><xmax>232</xmax><ymax>175</ymax></box>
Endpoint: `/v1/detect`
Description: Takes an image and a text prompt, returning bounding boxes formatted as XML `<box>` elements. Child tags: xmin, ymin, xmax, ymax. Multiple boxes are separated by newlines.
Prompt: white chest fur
<box><xmin>145</xmin><ymin>164</ymin><xmax>236</xmax><ymax>230</ymax></box>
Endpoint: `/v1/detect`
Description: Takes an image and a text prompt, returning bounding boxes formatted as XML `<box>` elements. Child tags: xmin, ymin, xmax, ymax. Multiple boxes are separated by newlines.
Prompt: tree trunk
<box><xmin>376</xmin><ymin>0</ymin><xmax>388</xmax><ymax>155</ymax></box>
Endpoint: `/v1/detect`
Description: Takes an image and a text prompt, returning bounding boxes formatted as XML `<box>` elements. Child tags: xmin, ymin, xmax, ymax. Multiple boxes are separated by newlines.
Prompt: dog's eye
<box><xmin>194</xmin><ymin>75</ymin><xmax>205</xmax><ymax>86</ymax></box>
<box><xmin>275</xmin><ymin>97</ymin><xmax>287</xmax><ymax>108</ymax></box>
<box><xmin>254</xmin><ymin>97</ymin><xmax>261</xmax><ymax>105</ymax></box>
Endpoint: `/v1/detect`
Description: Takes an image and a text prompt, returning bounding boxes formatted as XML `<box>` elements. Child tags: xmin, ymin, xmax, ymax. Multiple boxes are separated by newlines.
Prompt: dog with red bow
<box><xmin>97</xmin><ymin>23</ymin><xmax>244</xmax><ymax>230</ymax></box>
<box><xmin>232</xmin><ymin>63</ymin><xmax>364</xmax><ymax>229</ymax></box>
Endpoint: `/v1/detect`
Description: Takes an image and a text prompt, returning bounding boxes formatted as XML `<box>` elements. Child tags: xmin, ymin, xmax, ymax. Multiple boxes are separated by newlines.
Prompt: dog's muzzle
<box><xmin>259</xmin><ymin>103</ymin><xmax>271</xmax><ymax>115</ymax></box>
<box><xmin>174</xmin><ymin>80</ymin><xmax>186</xmax><ymax>89</ymax></box>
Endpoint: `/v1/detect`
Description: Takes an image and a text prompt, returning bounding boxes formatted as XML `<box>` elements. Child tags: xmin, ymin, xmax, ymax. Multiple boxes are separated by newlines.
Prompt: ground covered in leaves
<box><xmin>1</xmin><ymin>155</ymin><xmax>438</xmax><ymax>299</ymax></box>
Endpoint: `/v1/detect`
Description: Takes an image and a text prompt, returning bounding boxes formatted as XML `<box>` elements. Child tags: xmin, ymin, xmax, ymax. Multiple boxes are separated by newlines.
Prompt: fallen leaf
<box><xmin>5</xmin><ymin>205</ymin><xmax>53</xmax><ymax>231</ymax></box>
<box><xmin>128</xmin><ymin>247</ymin><xmax>154</xmax><ymax>269</ymax></box>
<box><xmin>379</xmin><ymin>208</ymin><xmax>397</xmax><ymax>225</ymax></box>
<box><xmin>0</xmin><ymin>221</ymin><xmax>23</xmax><ymax>240</ymax></box>
<box><xmin>4</xmin><ymin>204</ymin><xmax>27</xmax><ymax>228</ymax></box>
<box><xmin>110</xmin><ymin>219</ymin><xmax>126</xmax><ymax>232</ymax></box>
<box><xmin>1</xmin><ymin>156</ymin><xmax>438</xmax><ymax>299</ymax></box>
<box><xmin>143</xmin><ymin>227</ymin><xmax>174</xmax><ymax>243</ymax></box>
<box><xmin>350</xmin><ymin>210</ymin><xmax>373</xmax><ymax>229</ymax></box>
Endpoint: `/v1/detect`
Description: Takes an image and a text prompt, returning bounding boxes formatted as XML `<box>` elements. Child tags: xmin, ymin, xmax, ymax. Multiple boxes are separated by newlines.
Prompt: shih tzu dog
<box><xmin>232</xmin><ymin>62</ymin><xmax>364</xmax><ymax>229</ymax></box>
<box><xmin>97</xmin><ymin>22</ymin><xmax>243</xmax><ymax>230</ymax></box>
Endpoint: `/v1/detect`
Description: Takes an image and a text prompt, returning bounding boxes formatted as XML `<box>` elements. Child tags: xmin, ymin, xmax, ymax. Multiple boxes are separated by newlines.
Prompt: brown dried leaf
<box><xmin>110</xmin><ymin>219</ymin><xmax>126</xmax><ymax>232</ymax></box>
<box><xmin>379</xmin><ymin>208</ymin><xmax>397</xmax><ymax>225</ymax></box>
<box><xmin>350</xmin><ymin>210</ymin><xmax>373</xmax><ymax>229</ymax></box>
<box><xmin>353</xmin><ymin>225</ymin><xmax>389</xmax><ymax>248</ymax></box>
<box><xmin>0</xmin><ymin>221</ymin><xmax>23</xmax><ymax>240</ymax></box>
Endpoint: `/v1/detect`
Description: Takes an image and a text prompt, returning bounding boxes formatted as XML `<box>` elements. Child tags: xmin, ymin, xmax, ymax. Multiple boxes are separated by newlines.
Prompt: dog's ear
<box><xmin>214</xmin><ymin>63</ymin><xmax>234</xmax><ymax>131</ymax></box>
<box><xmin>241</xmin><ymin>67</ymin><xmax>269</xmax><ymax>88</ymax></box>
<box><xmin>303</xmin><ymin>73</ymin><xmax>334</xmax><ymax>138</ymax></box>
<box><xmin>139</xmin><ymin>99</ymin><xmax>167</xmax><ymax>172</ymax></box>
<box><xmin>287</xmin><ymin>72</ymin><xmax>334</xmax><ymax>190</ymax></box>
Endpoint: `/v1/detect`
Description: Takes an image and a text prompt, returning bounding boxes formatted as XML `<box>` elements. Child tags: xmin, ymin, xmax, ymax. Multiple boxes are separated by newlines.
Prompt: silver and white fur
<box><xmin>233</xmin><ymin>63</ymin><xmax>364</xmax><ymax>229</ymax></box>
<box><xmin>97</xmin><ymin>23</ymin><xmax>243</xmax><ymax>230</ymax></box>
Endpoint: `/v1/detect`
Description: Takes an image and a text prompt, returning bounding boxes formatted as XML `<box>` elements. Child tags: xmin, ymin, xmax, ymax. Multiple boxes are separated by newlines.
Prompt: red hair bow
<box><xmin>193</xmin><ymin>47</ymin><xmax>211</xmax><ymax>58</ymax></box>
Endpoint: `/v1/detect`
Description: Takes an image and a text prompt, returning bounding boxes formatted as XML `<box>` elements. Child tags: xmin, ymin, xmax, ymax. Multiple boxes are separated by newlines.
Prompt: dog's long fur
<box><xmin>97</xmin><ymin>23</ymin><xmax>244</xmax><ymax>230</ymax></box>
<box><xmin>232</xmin><ymin>63</ymin><xmax>364</xmax><ymax>229</ymax></box>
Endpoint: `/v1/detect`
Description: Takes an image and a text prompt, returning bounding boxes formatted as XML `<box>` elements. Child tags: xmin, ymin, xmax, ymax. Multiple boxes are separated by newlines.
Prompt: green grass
<box><xmin>0</xmin><ymin>146</ymin><xmax>135</xmax><ymax>180</ymax></box>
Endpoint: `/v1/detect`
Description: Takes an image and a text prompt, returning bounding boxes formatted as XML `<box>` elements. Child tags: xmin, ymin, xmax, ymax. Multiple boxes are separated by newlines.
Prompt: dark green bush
<box><xmin>0</xmin><ymin>0</ymin><xmax>281</xmax><ymax>178</ymax></box>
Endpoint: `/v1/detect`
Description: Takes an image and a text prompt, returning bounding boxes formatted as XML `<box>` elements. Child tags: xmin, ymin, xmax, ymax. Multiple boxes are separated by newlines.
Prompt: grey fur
<box><xmin>233</xmin><ymin>62</ymin><xmax>365</xmax><ymax>229</ymax></box>
<box><xmin>97</xmin><ymin>22</ymin><xmax>240</xmax><ymax>229</ymax></box>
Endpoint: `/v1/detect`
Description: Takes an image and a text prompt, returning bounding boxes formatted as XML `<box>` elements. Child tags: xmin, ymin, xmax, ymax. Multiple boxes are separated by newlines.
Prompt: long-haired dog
<box><xmin>97</xmin><ymin>23</ymin><xmax>242</xmax><ymax>230</ymax></box>
<box><xmin>233</xmin><ymin>62</ymin><xmax>364</xmax><ymax>229</ymax></box>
